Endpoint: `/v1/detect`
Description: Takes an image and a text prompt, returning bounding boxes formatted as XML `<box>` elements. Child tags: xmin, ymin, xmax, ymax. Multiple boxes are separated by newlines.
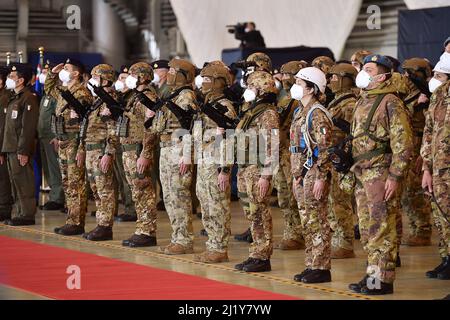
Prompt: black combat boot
<box><xmin>293</xmin><ymin>269</ymin><xmax>312</xmax><ymax>282</ymax></box>
<box><xmin>115</xmin><ymin>213</ymin><xmax>137</xmax><ymax>222</ymax></box>
<box><xmin>122</xmin><ymin>234</ymin><xmax>157</xmax><ymax>247</ymax></box>
<box><xmin>349</xmin><ymin>275</ymin><xmax>369</xmax><ymax>293</ymax></box>
<box><xmin>5</xmin><ymin>218</ymin><xmax>35</xmax><ymax>226</ymax></box>
<box><xmin>354</xmin><ymin>224</ymin><xmax>360</xmax><ymax>240</ymax></box>
<box><xmin>200</xmin><ymin>229</ymin><xmax>208</xmax><ymax>237</ymax></box>
<box><xmin>301</xmin><ymin>269</ymin><xmax>331</xmax><ymax>283</ymax></box>
<box><xmin>83</xmin><ymin>225</ymin><xmax>113</xmax><ymax>241</ymax></box>
<box><xmin>42</xmin><ymin>201</ymin><xmax>64</xmax><ymax>211</ymax></box>
<box><xmin>54</xmin><ymin>224</ymin><xmax>85</xmax><ymax>235</ymax></box>
<box><xmin>360</xmin><ymin>281</ymin><xmax>394</xmax><ymax>295</ymax></box>
<box><xmin>396</xmin><ymin>253</ymin><xmax>401</xmax><ymax>267</ymax></box>
<box><xmin>234</xmin><ymin>257</ymin><xmax>256</xmax><ymax>271</ymax></box>
<box><xmin>437</xmin><ymin>256</ymin><xmax>450</xmax><ymax>280</ymax></box>
<box><xmin>426</xmin><ymin>257</ymin><xmax>446</xmax><ymax>278</ymax></box>
<box><xmin>242</xmin><ymin>259</ymin><xmax>271</xmax><ymax>272</ymax></box>
<box><xmin>234</xmin><ymin>228</ymin><xmax>253</xmax><ymax>243</ymax></box>
<box><xmin>0</xmin><ymin>211</ymin><xmax>12</xmax><ymax>222</ymax></box>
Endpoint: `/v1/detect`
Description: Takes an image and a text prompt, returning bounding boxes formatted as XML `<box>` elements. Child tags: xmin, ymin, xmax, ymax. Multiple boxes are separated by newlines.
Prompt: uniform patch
<box><xmin>43</xmin><ymin>98</ymin><xmax>49</xmax><ymax>107</ymax></box>
<box><xmin>320</xmin><ymin>127</ymin><xmax>327</xmax><ymax>134</ymax></box>
<box><xmin>27</xmin><ymin>105</ymin><xmax>31</xmax><ymax>111</ymax></box>
<box><xmin>11</xmin><ymin>110</ymin><xmax>18</xmax><ymax>119</ymax></box>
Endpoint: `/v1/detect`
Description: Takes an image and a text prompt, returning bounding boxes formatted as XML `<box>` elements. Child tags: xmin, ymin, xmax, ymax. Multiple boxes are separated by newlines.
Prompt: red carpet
<box><xmin>0</xmin><ymin>235</ymin><xmax>296</xmax><ymax>300</ymax></box>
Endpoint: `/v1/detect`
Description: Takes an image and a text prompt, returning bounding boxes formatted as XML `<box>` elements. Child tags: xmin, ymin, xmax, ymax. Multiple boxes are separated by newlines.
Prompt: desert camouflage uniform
<box><xmin>351</xmin><ymin>81</ymin><xmax>413</xmax><ymax>284</ymax></box>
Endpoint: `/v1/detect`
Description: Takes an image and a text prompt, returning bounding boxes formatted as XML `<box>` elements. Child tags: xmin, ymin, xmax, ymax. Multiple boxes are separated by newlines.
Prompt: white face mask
<box><xmin>5</xmin><ymin>78</ymin><xmax>16</xmax><ymax>90</ymax></box>
<box><xmin>152</xmin><ymin>73</ymin><xmax>160</xmax><ymax>84</ymax></box>
<box><xmin>428</xmin><ymin>77</ymin><xmax>443</xmax><ymax>93</ymax></box>
<box><xmin>195</xmin><ymin>75</ymin><xmax>203</xmax><ymax>89</ymax></box>
<box><xmin>58</xmin><ymin>69</ymin><xmax>71</xmax><ymax>83</ymax></box>
<box><xmin>290</xmin><ymin>84</ymin><xmax>304</xmax><ymax>100</ymax></box>
<box><xmin>275</xmin><ymin>80</ymin><xmax>282</xmax><ymax>91</ymax></box>
<box><xmin>38</xmin><ymin>73</ymin><xmax>47</xmax><ymax>84</ymax></box>
<box><xmin>88</xmin><ymin>78</ymin><xmax>99</xmax><ymax>97</ymax></box>
<box><xmin>114</xmin><ymin>80</ymin><xmax>125</xmax><ymax>91</ymax></box>
<box><xmin>243</xmin><ymin>88</ymin><xmax>256</xmax><ymax>102</ymax></box>
<box><xmin>125</xmin><ymin>75</ymin><xmax>138</xmax><ymax>89</ymax></box>
<box><xmin>355</xmin><ymin>70</ymin><xmax>372</xmax><ymax>89</ymax></box>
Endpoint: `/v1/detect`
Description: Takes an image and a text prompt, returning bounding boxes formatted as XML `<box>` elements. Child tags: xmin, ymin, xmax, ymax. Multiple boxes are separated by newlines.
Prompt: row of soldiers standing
<box><xmin>0</xmin><ymin>38</ymin><xmax>449</xmax><ymax>295</ymax></box>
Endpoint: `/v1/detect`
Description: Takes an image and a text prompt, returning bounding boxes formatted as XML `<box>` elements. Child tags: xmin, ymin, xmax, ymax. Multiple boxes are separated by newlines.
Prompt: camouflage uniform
<box><xmin>79</xmin><ymin>64</ymin><xmax>118</xmax><ymax>228</ymax></box>
<box><xmin>420</xmin><ymin>80</ymin><xmax>450</xmax><ymax>258</ymax></box>
<box><xmin>400</xmin><ymin>59</ymin><xmax>433</xmax><ymax>243</ymax></box>
<box><xmin>153</xmin><ymin>59</ymin><xmax>198</xmax><ymax>252</ymax></box>
<box><xmin>236</xmin><ymin>71</ymin><xmax>279</xmax><ymax>262</ymax></box>
<box><xmin>119</xmin><ymin>63</ymin><xmax>158</xmax><ymax>237</ymax></box>
<box><xmin>327</xmin><ymin>63</ymin><xmax>358</xmax><ymax>255</ymax></box>
<box><xmin>351</xmin><ymin>79</ymin><xmax>413</xmax><ymax>284</ymax></box>
<box><xmin>193</xmin><ymin>63</ymin><xmax>237</xmax><ymax>257</ymax></box>
<box><xmin>290</xmin><ymin>97</ymin><xmax>333</xmax><ymax>270</ymax></box>
<box><xmin>45</xmin><ymin>66</ymin><xmax>93</xmax><ymax>227</ymax></box>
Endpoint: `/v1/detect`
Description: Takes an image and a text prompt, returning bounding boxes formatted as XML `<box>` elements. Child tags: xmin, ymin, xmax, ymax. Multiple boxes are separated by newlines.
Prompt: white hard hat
<box><xmin>433</xmin><ymin>60</ymin><xmax>450</xmax><ymax>74</ymax></box>
<box><xmin>295</xmin><ymin>67</ymin><xmax>327</xmax><ymax>93</ymax></box>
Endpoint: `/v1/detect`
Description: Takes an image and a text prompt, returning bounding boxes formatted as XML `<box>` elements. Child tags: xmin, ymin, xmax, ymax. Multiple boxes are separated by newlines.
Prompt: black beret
<box><xmin>64</xmin><ymin>58</ymin><xmax>85</xmax><ymax>73</ymax></box>
<box><xmin>0</xmin><ymin>66</ymin><xmax>10</xmax><ymax>78</ymax></box>
<box><xmin>150</xmin><ymin>60</ymin><xmax>169</xmax><ymax>70</ymax></box>
<box><xmin>10</xmin><ymin>63</ymin><xmax>33</xmax><ymax>80</ymax></box>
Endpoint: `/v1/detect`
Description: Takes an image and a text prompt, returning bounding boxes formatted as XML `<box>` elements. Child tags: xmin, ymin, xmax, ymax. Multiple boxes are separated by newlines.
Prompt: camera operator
<box><xmin>228</xmin><ymin>22</ymin><xmax>266</xmax><ymax>49</ymax></box>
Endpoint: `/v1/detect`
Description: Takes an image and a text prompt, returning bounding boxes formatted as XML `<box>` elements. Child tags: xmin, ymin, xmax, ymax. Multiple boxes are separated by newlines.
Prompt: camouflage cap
<box><xmin>350</xmin><ymin>50</ymin><xmax>372</xmax><ymax>66</ymax></box>
<box><xmin>247</xmin><ymin>70</ymin><xmax>277</xmax><ymax>94</ymax></box>
<box><xmin>91</xmin><ymin>63</ymin><xmax>115</xmax><ymax>83</ymax></box>
<box><xmin>329</xmin><ymin>63</ymin><xmax>358</xmax><ymax>80</ymax></box>
<box><xmin>168</xmin><ymin>58</ymin><xmax>196</xmax><ymax>83</ymax></box>
<box><xmin>311</xmin><ymin>56</ymin><xmax>335</xmax><ymax>74</ymax></box>
<box><xmin>280</xmin><ymin>60</ymin><xmax>307</xmax><ymax>75</ymax></box>
<box><xmin>129</xmin><ymin>62</ymin><xmax>154</xmax><ymax>82</ymax></box>
<box><xmin>401</xmin><ymin>57</ymin><xmax>432</xmax><ymax>78</ymax></box>
<box><xmin>246</xmin><ymin>52</ymin><xmax>272</xmax><ymax>73</ymax></box>
<box><xmin>200</xmin><ymin>61</ymin><xmax>232</xmax><ymax>86</ymax></box>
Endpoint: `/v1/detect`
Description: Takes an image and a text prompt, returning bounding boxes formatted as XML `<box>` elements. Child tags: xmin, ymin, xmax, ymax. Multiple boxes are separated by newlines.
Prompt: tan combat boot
<box><xmin>193</xmin><ymin>251</ymin><xmax>229</xmax><ymax>263</ymax></box>
<box><xmin>275</xmin><ymin>239</ymin><xmax>305</xmax><ymax>250</ymax></box>
<box><xmin>331</xmin><ymin>247</ymin><xmax>356</xmax><ymax>259</ymax></box>
<box><xmin>157</xmin><ymin>243</ymin><xmax>194</xmax><ymax>255</ymax></box>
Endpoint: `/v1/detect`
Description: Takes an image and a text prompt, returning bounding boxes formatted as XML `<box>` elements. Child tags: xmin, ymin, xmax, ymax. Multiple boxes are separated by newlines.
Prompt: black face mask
<box><xmin>409</xmin><ymin>75</ymin><xmax>430</xmax><ymax>96</ymax></box>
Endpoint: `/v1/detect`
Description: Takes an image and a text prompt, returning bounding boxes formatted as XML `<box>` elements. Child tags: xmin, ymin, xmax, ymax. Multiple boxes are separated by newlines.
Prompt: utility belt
<box><xmin>121</xmin><ymin>143</ymin><xmax>143</xmax><ymax>157</ymax></box>
<box><xmin>115</xmin><ymin>115</ymin><xmax>129</xmax><ymax>138</ymax></box>
<box><xmin>85</xmin><ymin>142</ymin><xmax>106</xmax><ymax>152</ymax></box>
<box><xmin>57</xmin><ymin>131</ymin><xmax>79</xmax><ymax>142</ymax></box>
<box><xmin>352</xmin><ymin>143</ymin><xmax>392</xmax><ymax>163</ymax></box>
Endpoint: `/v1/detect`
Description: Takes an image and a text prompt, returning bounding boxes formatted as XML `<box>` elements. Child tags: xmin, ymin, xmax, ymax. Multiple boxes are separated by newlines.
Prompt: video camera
<box><xmin>230</xmin><ymin>60</ymin><xmax>257</xmax><ymax>71</ymax></box>
<box><xmin>226</xmin><ymin>23</ymin><xmax>246</xmax><ymax>34</ymax></box>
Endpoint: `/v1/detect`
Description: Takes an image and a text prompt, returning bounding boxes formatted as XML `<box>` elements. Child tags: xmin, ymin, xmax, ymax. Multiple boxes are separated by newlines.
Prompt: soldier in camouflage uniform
<box><xmin>234</xmin><ymin>52</ymin><xmax>273</xmax><ymax>243</ymax></box>
<box><xmin>46</xmin><ymin>58</ymin><xmax>93</xmax><ymax>235</ymax></box>
<box><xmin>327</xmin><ymin>63</ymin><xmax>358</xmax><ymax>259</ymax></box>
<box><xmin>118</xmin><ymin>62</ymin><xmax>159</xmax><ymax>247</ymax></box>
<box><xmin>0</xmin><ymin>66</ymin><xmax>13</xmax><ymax>222</ymax></box>
<box><xmin>400</xmin><ymin>58</ymin><xmax>433</xmax><ymax>246</ymax></box>
<box><xmin>312</xmin><ymin>56</ymin><xmax>336</xmax><ymax>106</ymax></box>
<box><xmin>192</xmin><ymin>62</ymin><xmax>237</xmax><ymax>263</ymax></box>
<box><xmin>350</xmin><ymin>50</ymin><xmax>373</xmax><ymax>73</ymax></box>
<box><xmin>75</xmin><ymin>64</ymin><xmax>118</xmax><ymax>241</ymax></box>
<box><xmin>234</xmin><ymin>71</ymin><xmax>279</xmax><ymax>273</ymax></box>
<box><xmin>273</xmin><ymin>61</ymin><xmax>306</xmax><ymax>250</ymax></box>
<box><xmin>154</xmin><ymin>59</ymin><xmax>198</xmax><ymax>255</ymax></box>
<box><xmin>421</xmin><ymin>55</ymin><xmax>450</xmax><ymax>280</ymax></box>
<box><xmin>349</xmin><ymin>55</ymin><xmax>413</xmax><ymax>295</ymax></box>
<box><xmin>290</xmin><ymin>67</ymin><xmax>333</xmax><ymax>283</ymax></box>
<box><xmin>113</xmin><ymin>65</ymin><xmax>137</xmax><ymax>222</ymax></box>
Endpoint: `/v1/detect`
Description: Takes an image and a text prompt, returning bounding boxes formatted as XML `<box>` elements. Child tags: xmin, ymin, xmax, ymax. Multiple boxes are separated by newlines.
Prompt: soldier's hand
<box><xmin>76</xmin><ymin>151</ymin><xmax>85</xmax><ymax>168</ymax></box>
<box><xmin>100</xmin><ymin>154</ymin><xmax>112</xmax><ymax>173</ymax></box>
<box><xmin>145</xmin><ymin>109</ymin><xmax>156</xmax><ymax>119</ymax></box>
<box><xmin>414</xmin><ymin>156</ymin><xmax>423</xmax><ymax>174</ymax></box>
<box><xmin>313</xmin><ymin>179</ymin><xmax>326</xmax><ymax>200</ymax></box>
<box><xmin>218</xmin><ymin>172</ymin><xmax>229</xmax><ymax>192</ymax></box>
<box><xmin>422</xmin><ymin>170</ymin><xmax>433</xmax><ymax>194</ymax></box>
<box><xmin>258</xmin><ymin>177</ymin><xmax>270</xmax><ymax>198</ymax></box>
<box><xmin>384</xmin><ymin>178</ymin><xmax>399</xmax><ymax>201</ymax></box>
<box><xmin>0</xmin><ymin>155</ymin><xmax>5</xmax><ymax>165</ymax></box>
<box><xmin>137</xmin><ymin>156</ymin><xmax>150</xmax><ymax>174</ymax></box>
<box><xmin>418</xmin><ymin>93</ymin><xmax>429</xmax><ymax>104</ymax></box>
<box><xmin>51</xmin><ymin>63</ymin><xmax>64</xmax><ymax>74</ymax></box>
<box><xmin>17</xmin><ymin>154</ymin><xmax>29</xmax><ymax>166</ymax></box>
<box><xmin>179</xmin><ymin>158</ymin><xmax>190</xmax><ymax>176</ymax></box>
<box><xmin>216</xmin><ymin>127</ymin><xmax>225</xmax><ymax>135</ymax></box>
<box><xmin>49</xmin><ymin>138</ymin><xmax>59</xmax><ymax>152</ymax></box>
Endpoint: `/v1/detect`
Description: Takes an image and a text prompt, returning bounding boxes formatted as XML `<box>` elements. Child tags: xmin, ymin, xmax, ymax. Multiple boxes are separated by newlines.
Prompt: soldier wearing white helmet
<box><xmin>289</xmin><ymin>67</ymin><xmax>334</xmax><ymax>283</ymax></box>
